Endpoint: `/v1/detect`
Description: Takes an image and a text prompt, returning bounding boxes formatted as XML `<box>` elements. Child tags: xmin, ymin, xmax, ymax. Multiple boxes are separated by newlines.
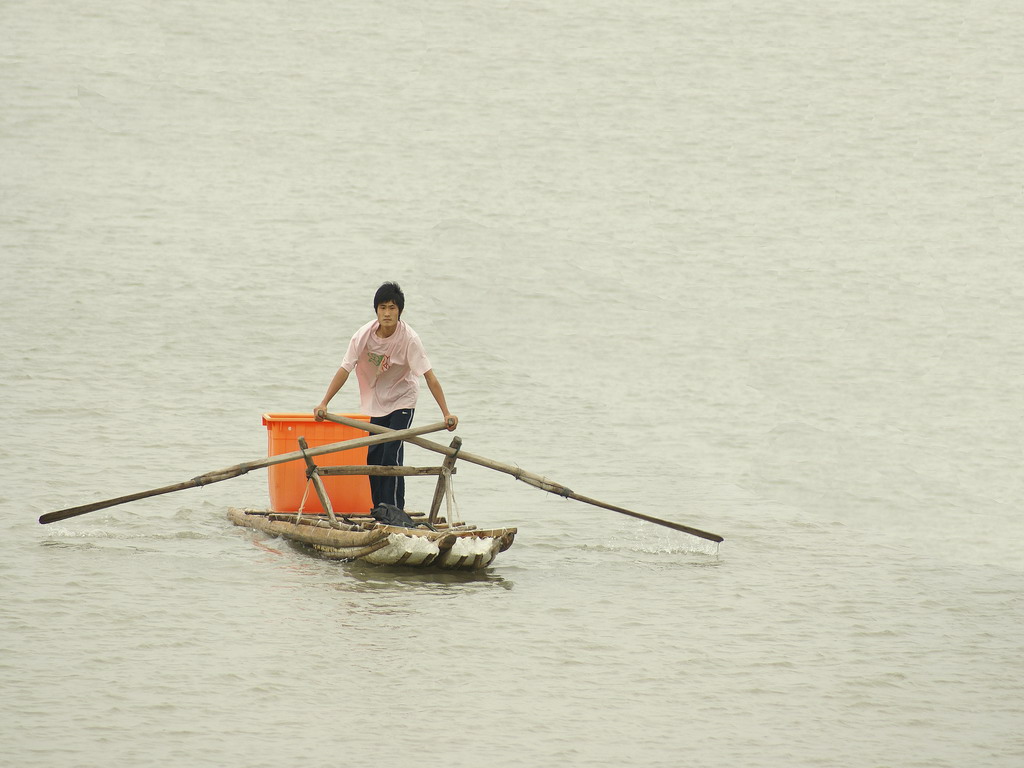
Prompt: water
<box><xmin>2</xmin><ymin>1</ymin><xmax>1022</xmax><ymax>766</ymax></box>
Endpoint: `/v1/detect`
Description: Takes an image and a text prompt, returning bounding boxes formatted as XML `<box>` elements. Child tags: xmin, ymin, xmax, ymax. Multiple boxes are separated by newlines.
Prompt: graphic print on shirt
<box><xmin>368</xmin><ymin>351</ymin><xmax>391</xmax><ymax>378</ymax></box>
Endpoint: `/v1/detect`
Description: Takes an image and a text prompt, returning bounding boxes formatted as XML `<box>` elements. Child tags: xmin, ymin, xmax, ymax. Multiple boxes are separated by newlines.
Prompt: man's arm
<box><xmin>423</xmin><ymin>369</ymin><xmax>458</xmax><ymax>431</ymax></box>
<box><xmin>314</xmin><ymin>367</ymin><xmax>350</xmax><ymax>420</ymax></box>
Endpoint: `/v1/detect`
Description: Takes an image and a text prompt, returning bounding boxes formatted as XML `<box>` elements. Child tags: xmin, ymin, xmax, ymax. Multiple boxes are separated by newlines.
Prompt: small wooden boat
<box><xmin>227</xmin><ymin>413</ymin><xmax>517</xmax><ymax>570</ymax></box>
<box><xmin>227</xmin><ymin>507</ymin><xmax>516</xmax><ymax>570</ymax></box>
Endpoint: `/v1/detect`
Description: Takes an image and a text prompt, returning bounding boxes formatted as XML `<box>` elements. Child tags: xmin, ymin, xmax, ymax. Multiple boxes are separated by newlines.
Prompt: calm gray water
<box><xmin>2</xmin><ymin>2</ymin><xmax>1022</xmax><ymax>766</ymax></box>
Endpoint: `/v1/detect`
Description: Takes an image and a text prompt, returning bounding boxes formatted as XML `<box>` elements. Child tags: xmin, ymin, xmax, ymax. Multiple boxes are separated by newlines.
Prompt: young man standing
<box><xmin>314</xmin><ymin>282</ymin><xmax>458</xmax><ymax>511</ymax></box>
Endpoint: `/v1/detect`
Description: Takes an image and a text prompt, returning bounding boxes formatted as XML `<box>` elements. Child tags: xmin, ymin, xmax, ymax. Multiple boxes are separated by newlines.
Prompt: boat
<box><xmin>225</xmin><ymin>413</ymin><xmax>517</xmax><ymax>570</ymax></box>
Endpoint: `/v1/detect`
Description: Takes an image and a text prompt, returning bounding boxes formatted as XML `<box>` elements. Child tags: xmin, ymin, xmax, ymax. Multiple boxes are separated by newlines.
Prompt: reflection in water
<box><xmin>339</xmin><ymin>559</ymin><xmax>514</xmax><ymax>591</ymax></box>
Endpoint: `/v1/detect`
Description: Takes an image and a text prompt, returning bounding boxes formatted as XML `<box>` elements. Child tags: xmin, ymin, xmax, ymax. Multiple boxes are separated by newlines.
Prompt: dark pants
<box><xmin>367</xmin><ymin>408</ymin><xmax>414</xmax><ymax>510</ymax></box>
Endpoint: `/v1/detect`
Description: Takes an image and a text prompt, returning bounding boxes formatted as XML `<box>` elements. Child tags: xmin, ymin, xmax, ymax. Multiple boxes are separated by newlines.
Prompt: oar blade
<box><xmin>569</xmin><ymin>493</ymin><xmax>724</xmax><ymax>543</ymax></box>
<box><xmin>39</xmin><ymin>481</ymin><xmax>197</xmax><ymax>525</ymax></box>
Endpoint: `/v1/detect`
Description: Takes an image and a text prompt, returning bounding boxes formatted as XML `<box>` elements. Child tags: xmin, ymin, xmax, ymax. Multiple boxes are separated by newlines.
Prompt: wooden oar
<box><xmin>38</xmin><ymin>421</ymin><xmax>452</xmax><ymax>525</ymax></box>
<box><xmin>322</xmin><ymin>413</ymin><xmax>724</xmax><ymax>543</ymax></box>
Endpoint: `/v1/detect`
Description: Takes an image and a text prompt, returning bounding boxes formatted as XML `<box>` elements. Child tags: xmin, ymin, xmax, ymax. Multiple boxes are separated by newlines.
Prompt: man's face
<box><xmin>376</xmin><ymin>300</ymin><xmax>400</xmax><ymax>330</ymax></box>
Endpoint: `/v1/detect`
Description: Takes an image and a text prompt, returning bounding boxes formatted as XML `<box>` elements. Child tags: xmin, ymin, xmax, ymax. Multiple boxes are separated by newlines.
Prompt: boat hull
<box><xmin>227</xmin><ymin>508</ymin><xmax>516</xmax><ymax>570</ymax></box>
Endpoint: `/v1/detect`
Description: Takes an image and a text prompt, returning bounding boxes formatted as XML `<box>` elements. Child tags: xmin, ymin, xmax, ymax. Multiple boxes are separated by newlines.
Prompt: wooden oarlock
<box><xmin>428</xmin><ymin>436</ymin><xmax>462</xmax><ymax>526</ymax></box>
<box><xmin>296</xmin><ymin>437</ymin><xmax>455</xmax><ymax>527</ymax></box>
<box><xmin>296</xmin><ymin>437</ymin><xmax>343</xmax><ymax>528</ymax></box>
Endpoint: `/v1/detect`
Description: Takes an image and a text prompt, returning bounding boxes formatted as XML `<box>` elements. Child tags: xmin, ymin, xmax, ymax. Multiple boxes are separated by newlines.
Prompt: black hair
<box><xmin>373</xmin><ymin>281</ymin><xmax>405</xmax><ymax>315</ymax></box>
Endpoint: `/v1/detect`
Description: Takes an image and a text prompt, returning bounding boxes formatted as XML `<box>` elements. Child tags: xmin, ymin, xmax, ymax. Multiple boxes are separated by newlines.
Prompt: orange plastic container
<box><xmin>263</xmin><ymin>413</ymin><xmax>374</xmax><ymax>515</ymax></box>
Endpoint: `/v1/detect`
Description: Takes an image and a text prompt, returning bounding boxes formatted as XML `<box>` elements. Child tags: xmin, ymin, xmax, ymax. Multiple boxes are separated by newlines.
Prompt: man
<box><xmin>314</xmin><ymin>282</ymin><xmax>458</xmax><ymax>511</ymax></box>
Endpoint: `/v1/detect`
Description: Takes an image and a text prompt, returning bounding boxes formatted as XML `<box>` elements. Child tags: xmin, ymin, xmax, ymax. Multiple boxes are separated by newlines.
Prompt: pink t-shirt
<box><xmin>341</xmin><ymin>320</ymin><xmax>432</xmax><ymax>417</ymax></box>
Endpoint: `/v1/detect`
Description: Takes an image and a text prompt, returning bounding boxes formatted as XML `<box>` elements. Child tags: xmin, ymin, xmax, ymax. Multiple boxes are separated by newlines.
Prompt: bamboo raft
<box><xmin>224</xmin><ymin>421</ymin><xmax>518</xmax><ymax>570</ymax></box>
<box><xmin>227</xmin><ymin>508</ymin><xmax>516</xmax><ymax>570</ymax></box>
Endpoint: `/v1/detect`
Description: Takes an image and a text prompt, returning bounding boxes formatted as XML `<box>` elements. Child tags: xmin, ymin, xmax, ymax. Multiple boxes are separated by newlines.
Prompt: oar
<box><xmin>321</xmin><ymin>412</ymin><xmax>724</xmax><ymax>543</ymax></box>
<box><xmin>38</xmin><ymin>420</ymin><xmax>452</xmax><ymax>525</ymax></box>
